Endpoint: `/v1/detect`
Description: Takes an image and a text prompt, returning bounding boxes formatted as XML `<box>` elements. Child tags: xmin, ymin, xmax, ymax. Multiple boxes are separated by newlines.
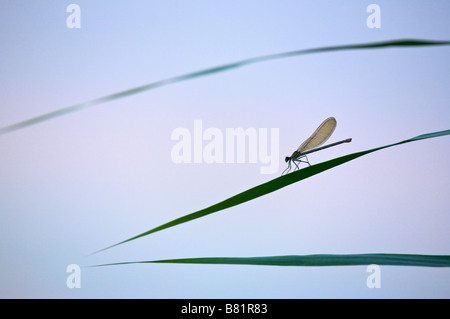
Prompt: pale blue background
<box><xmin>0</xmin><ymin>1</ymin><xmax>449</xmax><ymax>298</ymax></box>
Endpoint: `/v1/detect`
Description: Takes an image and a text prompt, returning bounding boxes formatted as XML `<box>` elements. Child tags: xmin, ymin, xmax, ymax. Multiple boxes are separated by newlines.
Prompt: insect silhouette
<box><xmin>283</xmin><ymin>117</ymin><xmax>352</xmax><ymax>175</ymax></box>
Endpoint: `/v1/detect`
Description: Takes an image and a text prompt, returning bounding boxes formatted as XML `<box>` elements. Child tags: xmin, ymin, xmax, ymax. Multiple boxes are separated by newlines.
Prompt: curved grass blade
<box><xmin>90</xmin><ymin>254</ymin><xmax>450</xmax><ymax>268</ymax></box>
<box><xmin>93</xmin><ymin>129</ymin><xmax>450</xmax><ymax>254</ymax></box>
<box><xmin>1</xmin><ymin>39</ymin><xmax>449</xmax><ymax>135</ymax></box>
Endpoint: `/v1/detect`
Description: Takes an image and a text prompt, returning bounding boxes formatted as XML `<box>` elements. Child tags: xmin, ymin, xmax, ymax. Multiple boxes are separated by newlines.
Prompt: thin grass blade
<box><xmin>90</xmin><ymin>254</ymin><xmax>450</xmax><ymax>268</ymax></box>
<box><xmin>93</xmin><ymin>129</ymin><xmax>450</xmax><ymax>253</ymax></box>
<box><xmin>1</xmin><ymin>39</ymin><xmax>449</xmax><ymax>135</ymax></box>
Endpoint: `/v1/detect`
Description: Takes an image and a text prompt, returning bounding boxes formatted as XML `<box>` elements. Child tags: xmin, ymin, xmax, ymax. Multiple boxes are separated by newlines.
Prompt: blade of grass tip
<box><xmin>88</xmin><ymin>254</ymin><xmax>450</xmax><ymax>268</ymax></box>
<box><xmin>93</xmin><ymin>129</ymin><xmax>450</xmax><ymax>254</ymax></box>
<box><xmin>1</xmin><ymin>39</ymin><xmax>449</xmax><ymax>135</ymax></box>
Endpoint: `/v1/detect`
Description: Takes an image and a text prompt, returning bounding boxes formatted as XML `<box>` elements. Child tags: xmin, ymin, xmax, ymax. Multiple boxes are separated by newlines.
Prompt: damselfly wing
<box><xmin>296</xmin><ymin>117</ymin><xmax>337</xmax><ymax>153</ymax></box>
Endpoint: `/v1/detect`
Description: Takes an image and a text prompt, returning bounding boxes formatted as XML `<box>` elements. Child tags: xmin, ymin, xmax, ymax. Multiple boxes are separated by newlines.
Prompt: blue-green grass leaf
<box><xmin>90</xmin><ymin>254</ymin><xmax>450</xmax><ymax>268</ymax></box>
<box><xmin>1</xmin><ymin>39</ymin><xmax>449</xmax><ymax>135</ymax></box>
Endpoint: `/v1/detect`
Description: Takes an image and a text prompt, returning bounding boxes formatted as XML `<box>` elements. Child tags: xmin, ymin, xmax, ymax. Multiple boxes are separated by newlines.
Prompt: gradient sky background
<box><xmin>0</xmin><ymin>1</ymin><xmax>449</xmax><ymax>298</ymax></box>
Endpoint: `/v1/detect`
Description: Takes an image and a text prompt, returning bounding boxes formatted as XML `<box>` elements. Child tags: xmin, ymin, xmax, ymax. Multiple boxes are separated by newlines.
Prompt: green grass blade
<box><xmin>90</xmin><ymin>254</ymin><xmax>450</xmax><ymax>268</ymax></box>
<box><xmin>94</xmin><ymin>129</ymin><xmax>450</xmax><ymax>253</ymax></box>
<box><xmin>1</xmin><ymin>39</ymin><xmax>449</xmax><ymax>135</ymax></box>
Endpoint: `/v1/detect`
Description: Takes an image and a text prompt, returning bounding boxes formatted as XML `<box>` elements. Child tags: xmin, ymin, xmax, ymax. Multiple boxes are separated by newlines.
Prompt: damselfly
<box><xmin>282</xmin><ymin>117</ymin><xmax>352</xmax><ymax>174</ymax></box>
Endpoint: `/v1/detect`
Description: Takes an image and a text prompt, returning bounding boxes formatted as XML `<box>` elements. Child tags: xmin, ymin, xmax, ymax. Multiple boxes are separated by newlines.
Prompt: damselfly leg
<box><xmin>281</xmin><ymin>155</ymin><xmax>311</xmax><ymax>175</ymax></box>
